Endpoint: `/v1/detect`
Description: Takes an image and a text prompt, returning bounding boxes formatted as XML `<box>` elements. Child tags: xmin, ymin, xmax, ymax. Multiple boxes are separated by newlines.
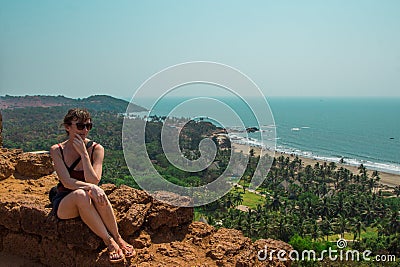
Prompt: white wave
<box><xmin>262</xmin><ymin>124</ymin><xmax>276</xmax><ymax>128</ymax></box>
<box><xmin>275</xmin><ymin>147</ymin><xmax>400</xmax><ymax>175</ymax></box>
<box><xmin>342</xmin><ymin>158</ymin><xmax>400</xmax><ymax>174</ymax></box>
<box><xmin>231</xmin><ymin>137</ymin><xmax>400</xmax><ymax>175</ymax></box>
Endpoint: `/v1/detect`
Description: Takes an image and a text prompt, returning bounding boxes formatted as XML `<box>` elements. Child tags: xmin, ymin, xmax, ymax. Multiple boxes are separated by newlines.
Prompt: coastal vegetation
<box><xmin>1</xmin><ymin>95</ymin><xmax>398</xmax><ymax>265</ymax></box>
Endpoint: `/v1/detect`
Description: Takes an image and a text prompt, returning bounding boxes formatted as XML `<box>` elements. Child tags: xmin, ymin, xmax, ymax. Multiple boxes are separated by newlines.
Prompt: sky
<box><xmin>1</xmin><ymin>0</ymin><xmax>399</xmax><ymax>99</ymax></box>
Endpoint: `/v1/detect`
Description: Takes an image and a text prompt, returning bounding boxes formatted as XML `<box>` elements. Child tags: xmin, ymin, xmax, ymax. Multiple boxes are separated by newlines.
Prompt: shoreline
<box><xmin>232</xmin><ymin>143</ymin><xmax>400</xmax><ymax>187</ymax></box>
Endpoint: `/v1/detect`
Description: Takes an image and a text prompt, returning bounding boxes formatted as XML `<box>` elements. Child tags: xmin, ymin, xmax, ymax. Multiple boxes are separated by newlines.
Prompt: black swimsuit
<box><xmin>51</xmin><ymin>142</ymin><xmax>97</xmax><ymax>218</ymax></box>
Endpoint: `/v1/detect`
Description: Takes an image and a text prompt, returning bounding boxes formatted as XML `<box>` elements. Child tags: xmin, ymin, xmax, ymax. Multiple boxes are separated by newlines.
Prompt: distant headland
<box><xmin>0</xmin><ymin>94</ymin><xmax>146</xmax><ymax>113</ymax></box>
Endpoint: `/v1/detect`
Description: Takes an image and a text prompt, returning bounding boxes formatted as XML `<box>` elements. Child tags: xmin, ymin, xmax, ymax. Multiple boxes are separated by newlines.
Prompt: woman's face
<box><xmin>65</xmin><ymin>119</ymin><xmax>92</xmax><ymax>139</ymax></box>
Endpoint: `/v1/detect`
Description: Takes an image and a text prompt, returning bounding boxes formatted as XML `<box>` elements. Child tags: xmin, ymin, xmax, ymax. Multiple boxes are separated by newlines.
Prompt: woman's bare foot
<box><xmin>105</xmin><ymin>236</ymin><xmax>125</xmax><ymax>263</ymax></box>
<box><xmin>116</xmin><ymin>236</ymin><xmax>136</xmax><ymax>258</ymax></box>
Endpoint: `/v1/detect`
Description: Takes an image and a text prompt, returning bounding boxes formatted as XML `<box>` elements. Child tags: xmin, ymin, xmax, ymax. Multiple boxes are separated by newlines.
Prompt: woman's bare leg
<box><xmin>57</xmin><ymin>189</ymin><xmax>124</xmax><ymax>259</ymax></box>
<box><xmin>91</xmin><ymin>197</ymin><xmax>120</xmax><ymax>239</ymax></box>
<box><xmin>92</xmin><ymin>197</ymin><xmax>135</xmax><ymax>256</ymax></box>
<box><xmin>57</xmin><ymin>189</ymin><xmax>132</xmax><ymax>258</ymax></box>
<box><xmin>57</xmin><ymin>189</ymin><xmax>110</xmax><ymax>239</ymax></box>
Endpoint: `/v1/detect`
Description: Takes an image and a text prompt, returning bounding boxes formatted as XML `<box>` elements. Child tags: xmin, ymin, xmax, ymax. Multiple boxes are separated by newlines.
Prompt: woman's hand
<box><xmin>72</xmin><ymin>134</ymin><xmax>88</xmax><ymax>157</ymax></box>
<box><xmin>87</xmin><ymin>184</ymin><xmax>108</xmax><ymax>206</ymax></box>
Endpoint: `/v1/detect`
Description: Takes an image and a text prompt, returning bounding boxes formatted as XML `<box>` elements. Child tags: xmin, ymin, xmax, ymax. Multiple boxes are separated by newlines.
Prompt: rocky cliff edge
<box><xmin>0</xmin><ymin>148</ymin><xmax>292</xmax><ymax>266</ymax></box>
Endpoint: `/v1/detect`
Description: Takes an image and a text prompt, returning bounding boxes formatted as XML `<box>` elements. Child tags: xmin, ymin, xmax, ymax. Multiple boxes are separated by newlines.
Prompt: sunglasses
<box><xmin>68</xmin><ymin>122</ymin><xmax>93</xmax><ymax>130</ymax></box>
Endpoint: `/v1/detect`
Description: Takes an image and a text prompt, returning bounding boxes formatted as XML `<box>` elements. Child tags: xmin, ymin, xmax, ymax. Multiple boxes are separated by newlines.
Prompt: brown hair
<box><xmin>63</xmin><ymin>108</ymin><xmax>91</xmax><ymax>134</ymax></box>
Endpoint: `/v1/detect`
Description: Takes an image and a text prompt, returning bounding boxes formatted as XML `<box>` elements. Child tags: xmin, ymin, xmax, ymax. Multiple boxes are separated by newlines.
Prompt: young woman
<box><xmin>50</xmin><ymin>108</ymin><xmax>134</xmax><ymax>263</ymax></box>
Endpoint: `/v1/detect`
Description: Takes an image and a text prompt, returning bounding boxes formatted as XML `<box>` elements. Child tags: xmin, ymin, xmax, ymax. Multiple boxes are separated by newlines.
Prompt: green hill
<box><xmin>0</xmin><ymin>94</ymin><xmax>146</xmax><ymax>113</ymax></box>
<box><xmin>0</xmin><ymin>94</ymin><xmax>146</xmax><ymax>151</ymax></box>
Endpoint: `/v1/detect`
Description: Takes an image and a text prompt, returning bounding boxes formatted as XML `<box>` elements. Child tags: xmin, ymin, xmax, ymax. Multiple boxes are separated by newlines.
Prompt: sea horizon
<box><xmin>124</xmin><ymin>96</ymin><xmax>400</xmax><ymax>176</ymax></box>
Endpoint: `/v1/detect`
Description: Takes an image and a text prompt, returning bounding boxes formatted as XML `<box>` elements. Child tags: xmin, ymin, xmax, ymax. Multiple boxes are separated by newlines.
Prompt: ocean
<box><xmin>125</xmin><ymin>96</ymin><xmax>400</xmax><ymax>175</ymax></box>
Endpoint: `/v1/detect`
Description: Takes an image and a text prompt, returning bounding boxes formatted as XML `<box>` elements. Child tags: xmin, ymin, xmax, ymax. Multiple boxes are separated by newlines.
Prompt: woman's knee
<box><xmin>72</xmin><ymin>189</ymin><xmax>91</xmax><ymax>204</ymax></box>
<box><xmin>57</xmin><ymin>190</ymin><xmax>90</xmax><ymax>219</ymax></box>
<box><xmin>94</xmin><ymin>195</ymin><xmax>112</xmax><ymax>209</ymax></box>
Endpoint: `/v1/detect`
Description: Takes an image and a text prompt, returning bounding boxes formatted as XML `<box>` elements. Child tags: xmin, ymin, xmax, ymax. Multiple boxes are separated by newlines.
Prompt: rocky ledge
<box><xmin>0</xmin><ymin>148</ymin><xmax>292</xmax><ymax>266</ymax></box>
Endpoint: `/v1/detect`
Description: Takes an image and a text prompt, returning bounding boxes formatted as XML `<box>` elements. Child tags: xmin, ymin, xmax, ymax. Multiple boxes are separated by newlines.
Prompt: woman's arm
<box><xmin>80</xmin><ymin>142</ymin><xmax>104</xmax><ymax>185</ymax></box>
<box><xmin>50</xmin><ymin>144</ymin><xmax>94</xmax><ymax>191</ymax></box>
<box><xmin>71</xmin><ymin>134</ymin><xmax>104</xmax><ymax>185</ymax></box>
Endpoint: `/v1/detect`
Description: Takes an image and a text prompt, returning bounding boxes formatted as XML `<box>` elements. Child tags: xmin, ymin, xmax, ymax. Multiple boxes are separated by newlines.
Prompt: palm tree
<box><xmin>329</xmin><ymin>161</ymin><xmax>337</xmax><ymax>172</ymax></box>
<box><xmin>273</xmin><ymin>214</ymin><xmax>292</xmax><ymax>242</ymax></box>
<box><xmin>310</xmin><ymin>221</ymin><xmax>321</xmax><ymax>241</ymax></box>
<box><xmin>394</xmin><ymin>185</ymin><xmax>400</xmax><ymax>197</ymax></box>
<box><xmin>367</xmin><ymin>177</ymin><xmax>377</xmax><ymax>193</ymax></box>
<box><xmin>350</xmin><ymin>219</ymin><xmax>366</xmax><ymax>241</ymax></box>
<box><xmin>244</xmin><ymin>210</ymin><xmax>255</xmax><ymax>237</ymax></box>
<box><xmin>358</xmin><ymin>164</ymin><xmax>367</xmax><ymax>176</ymax></box>
<box><xmin>335</xmin><ymin>214</ymin><xmax>349</xmax><ymax>239</ymax></box>
<box><xmin>333</xmin><ymin>192</ymin><xmax>350</xmax><ymax>217</ymax></box>
<box><xmin>318</xmin><ymin>198</ymin><xmax>333</xmax><ymax>219</ymax></box>
<box><xmin>255</xmin><ymin>204</ymin><xmax>263</xmax><ymax>221</ymax></box>
<box><xmin>386</xmin><ymin>210</ymin><xmax>400</xmax><ymax>236</ymax></box>
<box><xmin>361</xmin><ymin>206</ymin><xmax>376</xmax><ymax>226</ymax></box>
<box><xmin>258</xmin><ymin>215</ymin><xmax>270</xmax><ymax>239</ymax></box>
<box><xmin>236</xmin><ymin>212</ymin><xmax>245</xmax><ymax>231</ymax></box>
<box><xmin>270</xmin><ymin>192</ymin><xmax>281</xmax><ymax>211</ymax></box>
<box><xmin>320</xmin><ymin>218</ymin><xmax>334</xmax><ymax>241</ymax></box>
<box><xmin>225</xmin><ymin>193</ymin><xmax>233</xmax><ymax>209</ymax></box>
<box><xmin>316</xmin><ymin>183</ymin><xmax>328</xmax><ymax>198</ymax></box>
<box><xmin>233</xmin><ymin>192</ymin><xmax>244</xmax><ymax>206</ymax></box>
<box><xmin>249</xmin><ymin>148</ymin><xmax>255</xmax><ymax>157</ymax></box>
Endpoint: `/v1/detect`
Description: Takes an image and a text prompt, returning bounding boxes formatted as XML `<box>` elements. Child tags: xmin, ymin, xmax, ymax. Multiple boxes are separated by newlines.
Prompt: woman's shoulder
<box><xmin>50</xmin><ymin>142</ymin><xmax>65</xmax><ymax>152</ymax></box>
<box><xmin>89</xmin><ymin>141</ymin><xmax>104</xmax><ymax>160</ymax></box>
<box><xmin>49</xmin><ymin>142</ymin><xmax>65</xmax><ymax>158</ymax></box>
<box><xmin>93</xmin><ymin>143</ymin><xmax>104</xmax><ymax>152</ymax></box>
<box><xmin>88</xmin><ymin>140</ymin><xmax>104</xmax><ymax>151</ymax></box>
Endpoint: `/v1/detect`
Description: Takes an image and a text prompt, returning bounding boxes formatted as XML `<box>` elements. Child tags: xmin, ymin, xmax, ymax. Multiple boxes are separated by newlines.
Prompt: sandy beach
<box><xmin>232</xmin><ymin>143</ymin><xmax>400</xmax><ymax>187</ymax></box>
